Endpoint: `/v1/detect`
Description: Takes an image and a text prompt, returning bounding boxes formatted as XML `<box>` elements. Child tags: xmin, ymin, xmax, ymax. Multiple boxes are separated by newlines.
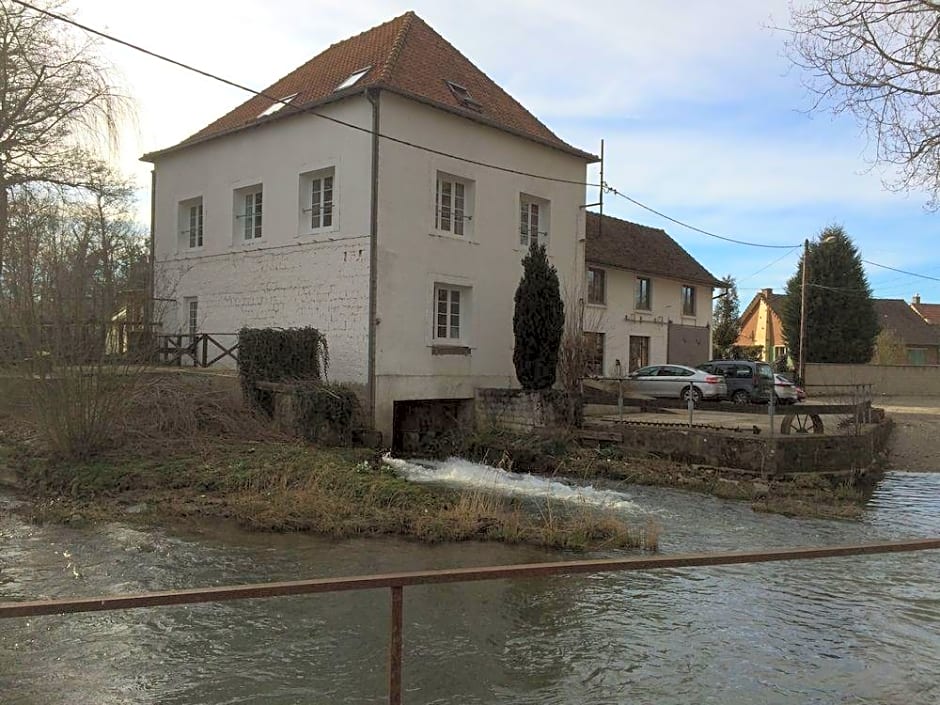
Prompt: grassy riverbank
<box><xmin>4</xmin><ymin>439</ymin><xmax>657</xmax><ymax>551</ymax></box>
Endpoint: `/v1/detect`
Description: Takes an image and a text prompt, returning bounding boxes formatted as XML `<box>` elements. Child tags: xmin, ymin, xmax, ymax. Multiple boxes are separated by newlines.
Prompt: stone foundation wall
<box><xmin>611</xmin><ymin>419</ymin><xmax>892</xmax><ymax>476</ymax></box>
<box><xmin>474</xmin><ymin>389</ymin><xmax>576</xmax><ymax>432</ymax></box>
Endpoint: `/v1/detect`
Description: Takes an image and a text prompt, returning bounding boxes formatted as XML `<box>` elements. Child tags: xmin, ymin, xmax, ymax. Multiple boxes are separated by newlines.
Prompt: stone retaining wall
<box><xmin>608</xmin><ymin>419</ymin><xmax>892</xmax><ymax>476</ymax></box>
<box><xmin>474</xmin><ymin>388</ymin><xmax>576</xmax><ymax>432</ymax></box>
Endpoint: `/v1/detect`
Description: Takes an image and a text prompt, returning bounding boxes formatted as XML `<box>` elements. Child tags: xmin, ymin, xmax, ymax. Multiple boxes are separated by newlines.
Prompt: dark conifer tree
<box><xmin>781</xmin><ymin>225</ymin><xmax>878</xmax><ymax>366</ymax></box>
<box><xmin>513</xmin><ymin>242</ymin><xmax>564</xmax><ymax>390</ymax></box>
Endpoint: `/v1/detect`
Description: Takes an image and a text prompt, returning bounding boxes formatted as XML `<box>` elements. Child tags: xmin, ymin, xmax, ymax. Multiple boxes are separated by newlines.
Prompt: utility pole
<box><xmin>798</xmin><ymin>238</ymin><xmax>809</xmax><ymax>385</ymax></box>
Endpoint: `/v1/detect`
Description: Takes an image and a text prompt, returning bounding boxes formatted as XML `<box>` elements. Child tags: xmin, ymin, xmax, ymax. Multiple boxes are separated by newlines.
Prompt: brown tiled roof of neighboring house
<box><xmin>585</xmin><ymin>212</ymin><xmax>722</xmax><ymax>287</ymax></box>
<box><xmin>875</xmin><ymin>299</ymin><xmax>940</xmax><ymax>347</ymax></box>
<box><xmin>143</xmin><ymin>12</ymin><xmax>594</xmax><ymax>161</ymax></box>
<box><xmin>911</xmin><ymin>301</ymin><xmax>940</xmax><ymax>326</ymax></box>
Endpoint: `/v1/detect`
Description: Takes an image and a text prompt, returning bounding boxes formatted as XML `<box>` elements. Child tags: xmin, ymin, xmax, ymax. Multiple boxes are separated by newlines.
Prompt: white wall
<box><xmin>373</xmin><ymin>92</ymin><xmax>591</xmax><ymax>436</ymax></box>
<box><xmin>152</xmin><ymin>99</ymin><xmax>373</xmax><ymax>382</ymax></box>
<box><xmin>585</xmin><ymin>266</ymin><xmax>712</xmax><ymax>374</ymax></box>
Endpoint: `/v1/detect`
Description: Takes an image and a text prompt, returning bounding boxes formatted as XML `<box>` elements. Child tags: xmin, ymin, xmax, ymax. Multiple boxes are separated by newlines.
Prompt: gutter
<box><xmin>366</xmin><ymin>88</ymin><xmax>381</xmax><ymax>430</ymax></box>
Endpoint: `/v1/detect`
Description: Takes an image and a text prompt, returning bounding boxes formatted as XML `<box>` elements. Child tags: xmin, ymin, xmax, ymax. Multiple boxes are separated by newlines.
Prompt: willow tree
<box><xmin>0</xmin><ymin>0</ymin><xmax>127</xmax><ymax>306</ymax></box>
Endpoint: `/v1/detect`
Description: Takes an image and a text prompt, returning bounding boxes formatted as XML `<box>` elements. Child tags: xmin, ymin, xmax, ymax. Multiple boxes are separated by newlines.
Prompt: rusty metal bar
<box><xmin>389</xmin><ymin>586</ymin><xmax>403</xmax><ymax>705</ymax></box>
<box><xmin>2</xmin><ymin>538</ymin><xmax>939</xmax><ymax>620</ymax></box>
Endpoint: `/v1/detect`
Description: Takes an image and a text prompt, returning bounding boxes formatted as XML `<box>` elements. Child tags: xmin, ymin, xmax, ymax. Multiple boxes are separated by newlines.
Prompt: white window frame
<box><xmin>432</xmin><ymin>283</ymin><xmax>470</xmax><ymax>345</ymax></box>
<box><xmin>434</xmin><ymin>172</ymin><xmax>473</xmax><ymax>238</ymax></box>
<box><xmin>234</xmin><ymin>184</ymin><xmax>263</xmax><ymax>242</ymax></box>
<box><xmin>184</xmin><ymin>297</ymin><xmax>198</xmax><ymax>339</ymax></box>
<box><xmin>519</xmin><ymin>194</ymin><xmax>550</xmax><ymax>249</ymax></box>
<box><xmin>178</xmin><ymin>196</ymin><xmax>204</xmax><ymax>250</ymax></box>
<box><xmin>299</xmin><ymin>167</ymin><xmax>337</xmax><ymax>235</ymax></box>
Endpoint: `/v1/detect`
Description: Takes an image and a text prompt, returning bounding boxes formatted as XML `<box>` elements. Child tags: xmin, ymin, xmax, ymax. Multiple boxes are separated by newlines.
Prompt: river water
<box><xmin>1</xmin><ymin>464</ymin><xmax>939</xmax><ymax>705</ymax></box>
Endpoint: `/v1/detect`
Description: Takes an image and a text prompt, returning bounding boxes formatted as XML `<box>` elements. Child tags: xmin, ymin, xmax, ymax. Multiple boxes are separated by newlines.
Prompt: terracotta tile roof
<box><xmin>911</xmin><ymin>301</ymin><xmax>940</xmax><ymax>325</ymax></box>
<box><xmin>144</xmin><ymin>12</ymin><xmax>593</xmax><ymax>161</ymax></box>
<box><xmin>875</xmin><ymin>299</ymin><xmax>940</xmax><ymax>347</ymax></box>
<box><xmin>585</xmin><ymin>212</ymin><xmax>722</xmax><ymax>287</ymax></box>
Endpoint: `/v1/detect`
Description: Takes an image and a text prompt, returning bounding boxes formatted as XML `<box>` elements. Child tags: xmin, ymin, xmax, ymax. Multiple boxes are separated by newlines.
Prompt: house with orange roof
<box><xmin>734</xmin><ymin>288</ymin><xmax>790</xmax><ymax>366</ymax></box>
<box><xmin>910</xmin><ymin>294</ymin><xmax>940</xmax><ymax>327</ymax></box>
<box><xmin>143</xmin><ymin>12</ymin><xmax>596</xmax><ymax>441</ymax></box>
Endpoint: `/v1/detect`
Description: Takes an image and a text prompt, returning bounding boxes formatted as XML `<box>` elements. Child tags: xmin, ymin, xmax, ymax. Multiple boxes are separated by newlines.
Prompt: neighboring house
<box><xmin>735</xmin><ymin>288</ymin><xmax>789</xmax><ymax>365</ymax></box>
<box><xmin>910</xmin><ymin>293</ymin><xmax>940</xmax><ymax>327</ymax></box>
<box><xmin>143</xmin><ymin>12</ymin><xmax>596</xmax><ymax>441</ymax></box>
<box><xmin>874</xmin><ymin>299</ymin><xmax>940</xmax><ymax>365</ymax></box>
<box><xmin>737</xmin><ymin>291</ymin><xmax>940</xmax><ymax>366</ymax></box>
<box><xmin>583</xmin><ymin>213</ymin><xmax>721</xmax><ymax>375</ymax></box>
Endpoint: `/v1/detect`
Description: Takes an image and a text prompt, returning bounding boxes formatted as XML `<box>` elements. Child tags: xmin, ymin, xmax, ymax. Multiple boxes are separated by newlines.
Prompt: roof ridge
<box><xmin>588</xmin><ymin>210</ymin><xmax>669</xmax><ymax>235</ymax></box>
<box><xmin>378</xmin><ymin>10</ymin><xmax>416</xmax><ymax>83</ymax></box>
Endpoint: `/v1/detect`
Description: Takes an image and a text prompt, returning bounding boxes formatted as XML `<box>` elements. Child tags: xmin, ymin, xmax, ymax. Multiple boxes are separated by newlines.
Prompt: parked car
<box><xmin>696</xmin><ymin>360</ymin><xmax>774</xmax><ymax>404</ymax></box>
<box><xmin>773</xmin><ymin>374</ymin><xmax>799</xmax><ymax>404</ymax></box>
<box><xmin>627</xmin><ymin>364</ymin><xmax>727</xmax><ymax>403</ymax></box>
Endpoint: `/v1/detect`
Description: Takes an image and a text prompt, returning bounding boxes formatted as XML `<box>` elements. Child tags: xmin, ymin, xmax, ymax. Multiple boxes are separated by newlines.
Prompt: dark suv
<box><xmin>697</xmin><ymin>360</ymin><xmax>774</xmax><ymax>404</ymax></box>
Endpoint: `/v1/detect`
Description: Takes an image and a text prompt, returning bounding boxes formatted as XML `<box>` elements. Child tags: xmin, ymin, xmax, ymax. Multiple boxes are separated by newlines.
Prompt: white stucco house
<box><xmin>144</xmin><ymin>12</ymin><xmax>596</xmax><ymax>442</ymax></box>
<box><xmin>581</xmin><ymin>213</ymin><xmax>721</xmax><ymax>376</ymax></box>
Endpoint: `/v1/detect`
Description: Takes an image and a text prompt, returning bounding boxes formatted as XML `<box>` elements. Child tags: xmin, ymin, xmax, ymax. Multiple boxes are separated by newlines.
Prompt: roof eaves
<box><xmin>584</xmin><ymin>256</ymin><xmax>723</xmax><ymax>287</ymax></box>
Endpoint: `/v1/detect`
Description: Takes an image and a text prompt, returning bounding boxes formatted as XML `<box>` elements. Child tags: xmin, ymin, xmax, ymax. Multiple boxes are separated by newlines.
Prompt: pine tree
<box><xmin>513</xmin><ymin>242</ymin><xmax>564</xmax><ymax>390</ymax></box>
<box><xmin>711</xmin><ymin>275</ymin><xmax>740</xmax><ymax>358</ymax></box>
<box><xmin>781</xmin><ymin>225</ymin><xmax>878</xmax><ymax>366</ymax></box>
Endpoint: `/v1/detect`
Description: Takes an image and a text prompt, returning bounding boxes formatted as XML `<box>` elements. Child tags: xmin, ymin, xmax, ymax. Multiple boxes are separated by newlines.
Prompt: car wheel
<box><xmin>681</xmin><ymin>386</ymin><xmax>703</xmax><ymax>404</ymax></box>
<box><xmin>731</xmin><ymin>390</ymin><xmax>750</xmax><ymax>405</ymax></box>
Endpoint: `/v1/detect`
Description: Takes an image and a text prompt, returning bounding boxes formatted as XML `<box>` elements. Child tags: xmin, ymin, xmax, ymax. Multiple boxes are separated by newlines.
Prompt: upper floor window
<box><xmin>178</xmin><ymin>196</ymin><xmax>203</xmax><ymax>249</ymax></box>
<box><xmin>435</xmin><ymin>173</ymin><xmax>473</xmax><ymax>237</ymax></box>
<box><xmin>681</xmin><ymin>285</ymin><xmax>696</xmax><ymax>316</ymax></box>
<box><xmin>300</xmin><ymin>168</ymin><xmax>335</xmax><ymax>233</ymax></box>
<box><xmin>235</xmin><ymin>185</ymin><xmax>263</xmax><ymax>241</ymax></box>
<box><xmin>587</xmin><ymin>267</ymin><xmax>606</xmax><ymax>305</ymax></box>
<box><xmin>520</xmin><ymin>195</ymin><xmax>549</xmax><ymax>248</ymax></box>
<box><xmin>636</xmin><ymin>276</ymin><xmax>652</xmax><ymax>311</ymax></box>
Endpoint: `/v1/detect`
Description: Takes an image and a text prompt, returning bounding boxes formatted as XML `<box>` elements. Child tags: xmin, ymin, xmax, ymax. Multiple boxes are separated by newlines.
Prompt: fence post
<box><xmin>687</xmin><ymin>383</ymin><xmax>694</xmax><ymax>428</ymax></box>
<box><xmin>389</xmin><ymin>586</ymin><xmax>403</xmax><ymax>705</ymax></box>
<box><xmin>768</xmin><ymin>389</ymin><xmax>775</xmax><ymax>438</ymax></box>
<box><xmin>201</xmin><ymin>334</ymin><xmax>209</xmax><ymax>368</ymax></box>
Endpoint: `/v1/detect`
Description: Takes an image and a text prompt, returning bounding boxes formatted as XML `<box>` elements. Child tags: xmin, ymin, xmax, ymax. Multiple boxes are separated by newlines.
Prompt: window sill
<box><xmin>232</xmin><ymin>238</ymin><xmax>267</xmax><ymax>248</ymax></box>
<box><xmin>586</xmin><ymin>302</ymin><xmax>606</xmax><ymax>309</ymax></box>
<box><xmin>298</xmin><ymin>227</ymin><xmax>340</xmax><ymax>239</ymax></box>
<box><xmin>428</xmin><ymin>232</ymin><xmax>478</xmax><ymax>245</ymax></box>
<box><xmin>431</xmin><ymin>344</ymin><xmax>471</xmax><ymax>356</ymax></box>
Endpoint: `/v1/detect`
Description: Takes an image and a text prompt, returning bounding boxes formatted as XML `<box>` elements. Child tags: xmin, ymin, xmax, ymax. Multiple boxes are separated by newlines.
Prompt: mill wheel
<box><xmin>780</xmin><ymin>412</ymin><xmax>824</xmax><ymax>435</ymax></box>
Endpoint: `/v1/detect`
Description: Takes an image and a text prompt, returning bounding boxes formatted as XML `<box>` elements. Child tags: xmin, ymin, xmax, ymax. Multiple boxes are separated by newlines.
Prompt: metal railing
<box><xmin>2</xmin><ymin>538</ymin><xmax>939</xmax><ymax>704</ymax></box>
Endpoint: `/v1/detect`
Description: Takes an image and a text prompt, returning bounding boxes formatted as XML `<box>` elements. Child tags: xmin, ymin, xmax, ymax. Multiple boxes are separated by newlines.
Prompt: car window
<box><xmin>634</xmin><ymin>366</ymin><xmax>657</xmax><ymax>377</ymax></box>
<box><xmin>734</xmin><ymin>366</ymin><xmax>752</xmax><ymax>378</ymax></box>
<box><xmin>674</xmin><ymin>367</ymin><xmax>694</xmax><ymax>376</ymax></box>
<box><xmin>696</xmin><ymin>363</ymin><xmax>713</xmax><ymax>373</ymax></box>
<box><xmin>656</xmin><ymin>367</ymin><xmax>676</xmax><ymax>377</ymax></box>
<box><xmin>757</xmin><ymin>363</ymin><xmax>774</xmax><ymax>380</ymax></box>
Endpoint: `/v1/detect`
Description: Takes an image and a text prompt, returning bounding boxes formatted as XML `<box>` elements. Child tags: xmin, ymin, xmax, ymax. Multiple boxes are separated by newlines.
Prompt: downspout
<box><xmin>149</xmin><ymin>169</ymin><xmax>157</xmax><ymax>338</ymax></box>
<box><xmin>366</xmin><ymin>88</ymin><xmax>380</xmax><ymax>430</ymax></box>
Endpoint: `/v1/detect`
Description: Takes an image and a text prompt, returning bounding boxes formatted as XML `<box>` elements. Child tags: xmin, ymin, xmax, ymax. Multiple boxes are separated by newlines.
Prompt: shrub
<box><xmin>292</xmin><ymin>382</ymin><xmax>360</xmax><ymax>446</ymax></box>
<box><xmin>238</xmin><ymin>327</ymin><xmax>328</xmax><ymax>411</ymax></box>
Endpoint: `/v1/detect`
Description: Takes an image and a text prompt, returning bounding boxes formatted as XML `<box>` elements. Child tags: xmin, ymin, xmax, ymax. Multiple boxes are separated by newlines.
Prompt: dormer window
<box><xmin>445</xmin><ymin>80</ymin><xmax>482</xmax><ymax>112</ymax></box>
<box><xmin>257</xmin><ymin>93</ymin><xmax>297</xmax><ymax>118</ymax></box>
<box><xmin>335</xmin><ymin>66</ymin><xmax>371</xmax><ymax>91</ymax></box>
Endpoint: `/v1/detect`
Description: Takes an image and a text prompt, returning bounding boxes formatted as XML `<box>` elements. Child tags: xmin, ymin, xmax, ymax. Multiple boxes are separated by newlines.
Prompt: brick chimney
<box><xmin>913</xmin><ymin>293</ymin><xmax>921</xmax><ymax>305</ymax></box>
<box><xmin>762</xmin><ymin>287</ymin><xmax>773</xmax><ymax>299</ymax></box>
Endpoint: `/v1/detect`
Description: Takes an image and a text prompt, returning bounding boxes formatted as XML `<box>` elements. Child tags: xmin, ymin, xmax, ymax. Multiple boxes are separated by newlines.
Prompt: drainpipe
<box><xmin>366</xmin><ymin>89</ymin><xmax>381</xmax><ymax>431</ymax></box>
<box><xmin>149</xmin><ymin>169</ymin><xmax>157</xmax><ymax>339</ymax></box>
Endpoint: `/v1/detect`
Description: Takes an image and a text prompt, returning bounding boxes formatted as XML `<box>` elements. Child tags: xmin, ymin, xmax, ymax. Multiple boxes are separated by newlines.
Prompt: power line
<box><xmin>739</xmin><ymin>247</ymin><xmax>801</xmax><ymax>282</ymax></box>
<box><xmin>11</xmin><ymin>0</ymin><xmax>599</xmax><ymax>188</ymax></box>
<box><xmin>863</xmin><ymin>259</ymin><xmax>940</xmax><ymax>284</ymax></box>
<box><xmin>603</xmin><ymin>186</ymin><xmax>800</xmax><ymax>249</ymax></box>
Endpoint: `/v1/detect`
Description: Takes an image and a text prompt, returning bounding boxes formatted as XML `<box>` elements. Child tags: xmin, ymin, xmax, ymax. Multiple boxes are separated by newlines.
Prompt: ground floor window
<box><xmin>184</xmin><ymin>297</ymin><xmax>198</xmax><ymax>339</ymax></box>
<box><xmin>583</xmin><ymin>331</ymin><xmax>605</xmax><ymax>376</ymax></box>
<box><xmin>629</xmin><ymin>336</ymin><xmax>650</xmax><ymax>372</ymax></box>
<box><xmin>907</xmin><ymin>347</ymin><xmax>927</xmax><ymax>365</ymax></box>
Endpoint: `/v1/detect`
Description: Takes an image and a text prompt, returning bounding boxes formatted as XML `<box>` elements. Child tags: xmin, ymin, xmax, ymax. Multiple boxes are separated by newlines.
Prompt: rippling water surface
<box><xmin>1</xmin><ymin>470</ymin><xmax>939</xmax><ymax>704</ymax></box>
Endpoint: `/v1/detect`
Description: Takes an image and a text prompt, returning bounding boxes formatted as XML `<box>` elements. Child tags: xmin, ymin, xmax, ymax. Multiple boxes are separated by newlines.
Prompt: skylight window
<box><xmin>445</xmin><ymin>81</ymin><xmax>482</xmax><ymax>112</ymax></box>
<box><xmin>257</xmin><ymin>93</ymin><xmax>297</xmax><ymax>119</ymax></box>
<box><xmin>335</xmin><ymin>66</ymin><xmax>371</xmax><ymax>92</ymax></box>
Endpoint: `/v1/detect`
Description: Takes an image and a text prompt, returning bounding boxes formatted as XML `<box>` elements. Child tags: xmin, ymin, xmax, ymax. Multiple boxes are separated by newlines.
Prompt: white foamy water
<box><xmin>383</xmin><ymin>455</ymin><xmax>641</xmax><ymax>511</ymax></box>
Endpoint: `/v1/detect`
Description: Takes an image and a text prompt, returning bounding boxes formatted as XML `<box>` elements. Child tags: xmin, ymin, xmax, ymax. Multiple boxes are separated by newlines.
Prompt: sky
<box><xmin>65</xmin><ymin>0</ymin><xmax>940</xmax><ymax>304</ymax></box>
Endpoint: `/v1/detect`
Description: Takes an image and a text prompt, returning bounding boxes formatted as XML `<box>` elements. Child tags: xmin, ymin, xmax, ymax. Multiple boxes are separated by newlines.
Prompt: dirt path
<box><xmin>875</xmin><ymin>397</ymin><xmax>940</xmax><ymax>472</ymax></box>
